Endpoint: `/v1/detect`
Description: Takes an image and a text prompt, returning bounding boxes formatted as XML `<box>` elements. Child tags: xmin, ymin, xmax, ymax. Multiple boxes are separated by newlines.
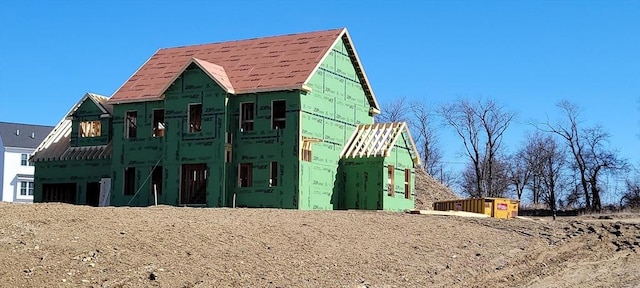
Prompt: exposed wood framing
<box><xmin>340</xmin><ymin>122</ymin><xmax>421</xmax><ymax>166</ymax></box>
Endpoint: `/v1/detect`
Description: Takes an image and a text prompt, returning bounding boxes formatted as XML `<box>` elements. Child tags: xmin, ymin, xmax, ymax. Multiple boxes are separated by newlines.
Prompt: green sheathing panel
<box><xmin>71</xmin><ymin>99</ymin><xmax>111</xmax><ymax>147</ymax></box>
<box><xmin>339</xmin><ymin>157</ymin><xmax>383</xmax><ymax>210</ymax></box>
<box><xmin>110</xmin><ymin>100</ymin><xmax>166</xmax><ymax>206</ymax></box>
<box><xmin>382</xmin><ymin>132</ymin><xmax>416</xmax><ymax>211</ymax></box>
<box><xmin>226</xmin><ymin>91</ymin><xmax>300</xmax><ymax>208</ymax></box>
<box><xmin>33</xmin><ymin>159</ymin><xmax>111</xmax><ymax>204</ymax></box>
<box><xmin>299</xmin><ymin>38</ymin><xmax>374</xmax><ymax>210</ymax></box>
<box><xmin>111</xmin><ymin>66</ymin><xmax>229</xmax><ymax>207</ymax></box>
<box><xmin>162</xmin><ymin>67</ymin><xmax>228</xmax><ymax>207</ymax></box>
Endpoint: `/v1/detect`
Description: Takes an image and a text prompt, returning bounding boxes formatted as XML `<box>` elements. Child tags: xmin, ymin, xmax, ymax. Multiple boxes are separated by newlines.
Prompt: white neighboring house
<box><xmin>0</xmin><ymin>122</ymin><xmax>53</xmax><ymax>203</ymax></box>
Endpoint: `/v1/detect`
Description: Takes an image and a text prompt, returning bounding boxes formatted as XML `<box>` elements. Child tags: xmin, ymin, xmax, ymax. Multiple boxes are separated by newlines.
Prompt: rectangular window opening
<box><xmin>153</xmin><ymin>109</ymin><xmax>165</xmax><ymax>137</ymax></box>
<box><xmin>188</xmin><ymin>104</ymin><xmax>202</xmax><ymax>133</ymax></box>
<box><xmin>124</xmin><ymin>167</ymin><xmax>136</xmax><ymax>195</ymax></box>
<box><xmin>404</xmin><ymin>169</ymin><xmax>411</xmax><ymax>199</ymax></box>
<box><xmin>240</xmin><ymin>102</ymin><xmax>254</xmax><ymax>132</ymax></box>
<box><xmin>388</xmin><ymin>165</ymin><xmax>395</xmax><ymax>196</ymax></box>
<box><xmin>80</xmin><ymin>120</ymin><xmax>102</xmax><ymax>137</ymax></box>
<box><xmin>239</xmin><ymin>163</ymin><xmax>253</xmax><ymax>187</ymax></box>
<box><xmin>302</xmin><ymin>140</ymin><xmax>313</xmax><ymax>162</ymax></box>
<box><xmin>151</xmin><ymin>166</ymin><xmax>163</xmax><ymax>195</ymax></box>
<box><xmin>20</xmin><ymin>182</ymin><xmax>27</xmax><ymax>196</ymax></box>
<box><xmin>21</xmin><ymin>153</ymin><xmax>28</xmax><ymax>166</ymax></box>
<box><xmin>270</xmin><ymin>161</ymin><xmax>278</xmax><ymax>187</ymax></box>
<box><xmin>125</xmin><ymin>111</ymin><xmax>137</xmax><ymax>139</ymax></box>
<box><xmin>271</xmin><ymin>100</ymin><xmax>286</xmax><ymax>129</ymax></box>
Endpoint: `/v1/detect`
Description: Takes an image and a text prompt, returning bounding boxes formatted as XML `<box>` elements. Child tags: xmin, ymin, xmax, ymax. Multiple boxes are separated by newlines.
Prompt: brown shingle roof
<box><xmin>108</xmin><ymin>28</ymin><xmax>348</xmax><ymax>104</ymax></box>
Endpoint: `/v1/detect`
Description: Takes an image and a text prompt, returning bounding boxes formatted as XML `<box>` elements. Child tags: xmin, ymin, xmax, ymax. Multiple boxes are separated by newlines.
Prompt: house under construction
<box><xmin>31</xmin><ymin>28</ymin><xmax>421</xmax><ymax>210</ymax></box>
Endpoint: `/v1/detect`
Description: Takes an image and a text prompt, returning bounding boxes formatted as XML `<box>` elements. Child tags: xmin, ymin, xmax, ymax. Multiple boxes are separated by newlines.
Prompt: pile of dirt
<box><xmin>414</xmin><ymin>169</ymin><xmax>459</xmax><ymax>209</ymax></box>
<box><xmin>1</xmin><ymin>202</ymin><xmax>637</xmax><ymax>287</ymax></box>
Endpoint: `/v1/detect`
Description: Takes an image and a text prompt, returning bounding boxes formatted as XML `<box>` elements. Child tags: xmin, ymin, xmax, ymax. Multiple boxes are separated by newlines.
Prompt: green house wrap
<box><xmin>31</xmin><ymin>28</ymin><xmax>421</xmax><ymax>211</ymax></box>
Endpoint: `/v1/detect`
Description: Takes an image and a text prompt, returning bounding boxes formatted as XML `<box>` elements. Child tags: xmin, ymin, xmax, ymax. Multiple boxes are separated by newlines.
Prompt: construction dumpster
<box><xmin>432</xmin><ymin>198</ymin><xmax>519</xmax><ymax>219</ymax></box>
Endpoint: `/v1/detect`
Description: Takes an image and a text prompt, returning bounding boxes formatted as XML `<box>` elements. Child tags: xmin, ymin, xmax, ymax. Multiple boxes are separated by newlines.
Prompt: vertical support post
<box><xmin>153</xmin><ymin>184</ymin><xmax>158</xmax><ymax>206</ymax></box>
<box><xmin>233</xmin><ymin>193</ymin><xmax>236</xmax><ymax>208</ymax></box>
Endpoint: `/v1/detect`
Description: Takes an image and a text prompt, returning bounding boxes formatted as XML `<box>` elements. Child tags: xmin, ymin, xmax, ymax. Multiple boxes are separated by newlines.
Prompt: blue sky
<box><xmin>1</xmin><ymin>1</ymin><xmax>638</xmax><ymax>191</ymax></box>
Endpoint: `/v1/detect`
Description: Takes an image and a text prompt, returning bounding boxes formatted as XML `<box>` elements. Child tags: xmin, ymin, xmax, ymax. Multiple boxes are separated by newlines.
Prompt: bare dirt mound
<box><xmin>0</xmin><ymin>203</ymin><xmax>638</xmax><ymax>287</ymax></box>
<box><xmin>414</xmin><ymin>169</ymin><xmax>459</xmax><ymax>209</ymax></box>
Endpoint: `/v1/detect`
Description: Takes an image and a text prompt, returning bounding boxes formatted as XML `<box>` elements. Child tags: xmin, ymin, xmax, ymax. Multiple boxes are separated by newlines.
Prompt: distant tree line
<box><xmin>377</xmin><ymin>98</ymin><xmax>636</xmax><ymax>212</ymax></box>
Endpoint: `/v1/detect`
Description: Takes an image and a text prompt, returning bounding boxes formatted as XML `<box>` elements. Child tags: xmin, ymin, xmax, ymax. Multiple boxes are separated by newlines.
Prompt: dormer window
<box><xmin>80</xmin><ymin>120</ymin><xmax>101</xmax><ymax>138</ymax></box>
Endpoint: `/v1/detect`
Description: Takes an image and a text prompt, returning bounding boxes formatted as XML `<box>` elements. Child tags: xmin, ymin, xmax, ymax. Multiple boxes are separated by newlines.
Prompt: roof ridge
<box><xmin>0</xmin><ymin>121</ymin><xmax>54</xmax><ymax>128</ymax></box>
<box><xmin>157</xmin><ymin>28</ymin><xmax>345</xmax><ymax>51</ymax></box>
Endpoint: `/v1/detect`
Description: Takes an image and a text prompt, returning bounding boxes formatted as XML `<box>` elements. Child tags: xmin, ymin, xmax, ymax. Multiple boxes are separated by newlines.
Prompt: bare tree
<box><xmin>520</xmin><ymin>132</ymin><xmax>552</xmax><ymax>205</ymax></box>
<box><xmin>409</xmin><ymin>101</ymin><xmax>442</xmax><ymax>176</ymax></box>
<box><xmin>621</xmin><ymin>168</ymin><xmax>640</xmax><ymax>208</ymax></box>
<box><xmin>440</xmin><ymin>99</ymin><xmax>515</xmax><ymax>197</ymax></box>
<box><xmin>536</xmin><ymin>135</ymin><xmax>565</xmax><ymax>215</ymax></box>
<box><xmin>376</xmin><ymin>96</ymin><xmax>409</xmax><ymax>123</ymax></box>
<box><xmin>505</xmin><ymin>148</ymin><xmax>533</xmax><ymax>201</ymax></box>
<box><xmin>460</xmin><ymin>156</ymin><xmax>510</xmax><ymax>198</ymax></box>
<box><xmin>540</xmin><ymin>101</ymin><xmax>628</xmax><ymax>211</ymax></box>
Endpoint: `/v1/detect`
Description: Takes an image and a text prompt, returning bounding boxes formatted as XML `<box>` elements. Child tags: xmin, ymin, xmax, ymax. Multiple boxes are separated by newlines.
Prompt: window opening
<box><xmin>240</xmin><ymin>102</ymin><xmax>254</xmax><ymax>132</ymax></box>
<box><xmin>388</xmin><ymin>165</ymin><xmax>395</xmax><ymax>196</ymax></box>
<box><xmin>125</xmin><ymin>111</ymin><xmax>137</xmax><ymax>139</ymax></box>
<box><xmin>239</xmin><ymin>163</ymin><xmax>253</xmax><ymax>187</ymax></box>
<box><xmin>271</xmin><ymin>100</ymin><xmax>286</xmax><ymax>129</ymax></box>
<box><xmin>153</xmin><ymin>109</ymin><xmax>165</xmax><ymax>137</ymax></box>
<box><xmin>20</xmin><ymin>181</ymin><xmax>34</xmax><ymax>196</ymax></box>
<box><xmin>80</xmin><ymin>121</ymin><xmax>101</xmax><ymax>137</ymax></box>
<box><xmin>301</xmin><ymin>138</ymin><xmax>321</xmax><ymax>162</ymax></box>
<box><xmin>188</xmin><ymin>104</ymin><xmax>202</xmax><ymax>133</ymax></box>
<box><xmin>404</xmin><ymin>169</ymin><xmax>411</xmax><ymax>199</ymax></box>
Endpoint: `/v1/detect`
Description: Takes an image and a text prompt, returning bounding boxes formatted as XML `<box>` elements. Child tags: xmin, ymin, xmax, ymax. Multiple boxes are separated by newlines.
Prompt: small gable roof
<box><xmin>107</xmin><ymin>28</ymin><xmax>380</xmax><ymax>113</ymax></box>
<box><xmin>66</xmin><ymin>93</ymin><xmax>113</xmax><ymax>118</ymax></box>
<box><xmin>340</xmin><ymin>122</ymin><xmax>421</xmax><ymax>165</ymax></box>
<box><xmin>158</xmin><ymin>58</ymin><xmax>235</xmax><ymax>95</ymax></box>
<box><xmin>0</xmin><ymin>122</ymin><xmax>53</xmax><ymax>149</ymax></box>
<box><xmin>32</xmin><ymin>93</ymin><xmax>112</xmax><ymax>162</ymax></box>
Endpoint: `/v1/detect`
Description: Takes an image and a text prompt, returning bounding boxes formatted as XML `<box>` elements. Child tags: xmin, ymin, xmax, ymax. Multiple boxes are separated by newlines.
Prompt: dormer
<box><xmin>66</xmin><ymin>93</ymin><xmax>113</xmax><ymax>147</ymax></box>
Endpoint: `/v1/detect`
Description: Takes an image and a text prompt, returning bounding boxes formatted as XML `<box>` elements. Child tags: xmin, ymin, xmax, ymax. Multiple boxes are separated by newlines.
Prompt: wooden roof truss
<box><xmin>340</xmin><ymin>122</ymin><xmax>421</xmax><ymax>165</ymax></box>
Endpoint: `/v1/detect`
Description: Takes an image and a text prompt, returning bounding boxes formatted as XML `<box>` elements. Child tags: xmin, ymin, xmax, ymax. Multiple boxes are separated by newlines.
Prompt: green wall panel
<box><xmin>34</xmin><ymin>159</ymin><xmax>111</xmax><ymax>205</ymax></box>
<box><xmin>71</xmin><ymin>99</ymin><xmax>111</xmax><ymax>147</ymax></box>
<box><xmin>226</xmin><ymin>91</ymin><xmax>300</xmax><ymax>209</ymax></box>
<box><xmin>299</xmin><ymin>37</ymin><xmax>375</xmax><ymax>210</ymax></box>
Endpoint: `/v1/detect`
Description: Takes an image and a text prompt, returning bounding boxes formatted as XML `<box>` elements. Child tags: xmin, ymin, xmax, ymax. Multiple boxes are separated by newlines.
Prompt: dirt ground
<box><xmin>0</xmin><ymin>203</ymin><xmax>638</xmax><ymax>288</ymax></box>
<box><xmin>414</xmin><ymin>169</ymin><xmax>460</xmax><ymax>210</ymax></box>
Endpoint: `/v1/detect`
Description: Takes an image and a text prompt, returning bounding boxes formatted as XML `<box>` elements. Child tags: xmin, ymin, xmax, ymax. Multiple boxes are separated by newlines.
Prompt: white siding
<box><xmin>1</xmin><ymin>146</ymin><xmax>36</xmax><ymax>202</ymax></box>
